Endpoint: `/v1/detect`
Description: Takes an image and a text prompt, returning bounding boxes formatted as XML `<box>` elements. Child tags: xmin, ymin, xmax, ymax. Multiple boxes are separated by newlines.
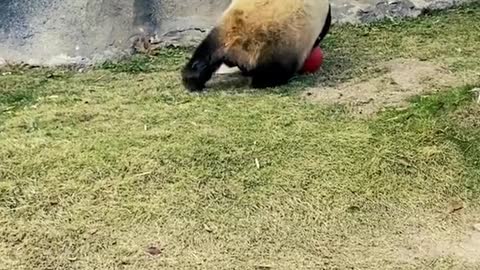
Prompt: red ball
<box><xmin>301</xmin><ymin>47</ymin><xmax>324</xmax><ymax>74</ymax></box>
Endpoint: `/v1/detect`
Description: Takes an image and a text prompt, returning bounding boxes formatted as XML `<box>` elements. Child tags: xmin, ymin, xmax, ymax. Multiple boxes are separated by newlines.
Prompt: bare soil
<box><xmin>303</xmin><ymin>58</ymin><xmax>464</xmax><ymax>116</ymax></box>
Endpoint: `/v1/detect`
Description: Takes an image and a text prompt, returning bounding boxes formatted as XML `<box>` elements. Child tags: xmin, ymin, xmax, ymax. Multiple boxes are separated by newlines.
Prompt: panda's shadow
<box><xmin>204</xmin><ymin>73</ymin><xmax>319</xmax><ymax>95</ymax></box>
<box><xmin>315</xmin><ymin>51</ymin><xmax>359</xmax><ymax>86</ymax></box>
<box><xmin>203</xmin><ymin>53</ymin><xmax>357</xmax><ymax>95</ymax></box>
<box><xmin>206</xmin><ymin>73</ymin><xmax>251</xmax><ymax>91</ymax></box>
<box><xmin>205</xmin><ymin>74</ymin><xmax>298</xmax><ymax>95</ymax></box>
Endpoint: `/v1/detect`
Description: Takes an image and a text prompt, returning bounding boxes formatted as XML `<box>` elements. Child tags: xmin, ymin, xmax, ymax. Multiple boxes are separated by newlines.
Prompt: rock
<box><xmin>427</xmin><ymin>0</ymin><xmax>456</xmax><ymax>10</ymax></box>
<box><xmin>358</xmin><ymin>0</ymin><xmax>421</xmax><ymax>23</ymax></box>
<box><xmin>471</xmin><ymin>88</ymin><xmax>480</xmax><ymax>103</ymax></box>
<box><xmin>145</xmin><ymin>245</ymin><xmax>163</xmax><ymax>256</ymax></box>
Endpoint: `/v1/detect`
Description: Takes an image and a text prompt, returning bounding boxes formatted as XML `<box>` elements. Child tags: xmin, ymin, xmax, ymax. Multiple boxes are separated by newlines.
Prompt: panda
<box><xmin>181</xmin><ymin>0</ymin><xmax>332</xmax><ymax>92</ymax></box>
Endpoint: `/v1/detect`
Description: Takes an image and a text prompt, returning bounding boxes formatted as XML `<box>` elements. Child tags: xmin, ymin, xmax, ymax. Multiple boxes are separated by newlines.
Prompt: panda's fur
<box><xmin>181</xmin><ymin>0</ymin><xmax>332</xmax><ymax>91</ymax></box>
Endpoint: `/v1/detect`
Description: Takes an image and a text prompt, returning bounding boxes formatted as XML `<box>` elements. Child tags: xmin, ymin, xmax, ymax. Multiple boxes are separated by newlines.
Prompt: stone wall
<box><xmin>0</xmin><ymin>0</ymin><xmax>470</xmax><ymax>66</ymax></box>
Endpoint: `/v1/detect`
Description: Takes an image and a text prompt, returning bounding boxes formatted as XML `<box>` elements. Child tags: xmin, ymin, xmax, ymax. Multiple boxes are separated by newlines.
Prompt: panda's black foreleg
<box><xmin>313</xmin><ymin>4</ymin><xmax>332</xmax><ymax>49</ymax></box>
<box><xmin>250</xmin><ymin>59</ymin><xmax>298</xmax><ymax>89</ymax></box>
<box><xmin>181</xmin><ymin>28</ymin><xmax>224</xmax><ymax>92</ymax></box>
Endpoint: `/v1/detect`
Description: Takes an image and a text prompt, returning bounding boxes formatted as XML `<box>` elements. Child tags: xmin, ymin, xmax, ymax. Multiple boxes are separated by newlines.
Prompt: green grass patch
<box><xmin>99</xmin><ymin>48</ymin><xmax>187</xmax><ymax>73</ymax></box>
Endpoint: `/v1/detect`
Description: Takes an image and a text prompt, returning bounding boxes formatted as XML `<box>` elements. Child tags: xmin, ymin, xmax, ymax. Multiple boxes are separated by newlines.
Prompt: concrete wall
<box><xmin>0</xmin><ymin>0</ymin><xmax>469</xmax><ymax>66</ymax></box>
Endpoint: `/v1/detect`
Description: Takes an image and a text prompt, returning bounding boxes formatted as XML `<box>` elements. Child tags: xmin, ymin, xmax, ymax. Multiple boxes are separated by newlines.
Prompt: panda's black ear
<box><xmin>192</xmin><ymin>60</ymin><xmax>207</xmax><ymax>71</ymax></box>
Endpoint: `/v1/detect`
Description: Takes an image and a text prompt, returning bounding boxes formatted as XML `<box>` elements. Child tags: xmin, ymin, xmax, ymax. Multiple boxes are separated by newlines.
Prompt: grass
<box><xmin>1</xmin><ymin>3</ymin><xmax>480</xmax><ymax>269</ymax></box>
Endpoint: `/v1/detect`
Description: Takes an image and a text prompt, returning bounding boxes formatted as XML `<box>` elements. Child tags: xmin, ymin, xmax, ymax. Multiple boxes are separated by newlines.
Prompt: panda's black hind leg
<box><xmin>181</xmin><ymin>28</ymin><xmax>224</xmax><ymax>92</ymax></box>
<box><xmin>250</xmin><ymin>59</ymin><xmax>298</xmax><ymax>89</ymax></box>
<box><xmin>313</xmin><ymin>4</ymin><xmax>332</xmax><ymax>48</ymax></box>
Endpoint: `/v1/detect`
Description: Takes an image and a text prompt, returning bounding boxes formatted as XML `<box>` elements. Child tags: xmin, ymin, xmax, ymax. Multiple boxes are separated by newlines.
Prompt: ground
<box><xmin>1</xmin><ymin>3</ymin><xmax>480</xmax><ymax>270</ymax></box>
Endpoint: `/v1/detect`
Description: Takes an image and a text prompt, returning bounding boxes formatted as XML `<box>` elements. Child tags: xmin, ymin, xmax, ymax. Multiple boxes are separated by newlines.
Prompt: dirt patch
<box><xmin>396</xmin><ymin>227</ymin><xmax>480</xmax><ymax>266</ymax></box>
<box><xmin>303</xmin><ymin>58</ymin><xmax>463</xmax><ymax>116</ymax></box>
<box><xmin>439</xmin><ymin>230</ymin><xmax>480</xmax><ymax>264</ymax></box>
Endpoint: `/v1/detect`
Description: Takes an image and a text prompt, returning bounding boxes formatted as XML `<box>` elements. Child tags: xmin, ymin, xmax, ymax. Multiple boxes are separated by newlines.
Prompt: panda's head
<box><xmin>181</xmin><ymin>60</ymin><xmax>209</xmax><ymax>91</ymax></box>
